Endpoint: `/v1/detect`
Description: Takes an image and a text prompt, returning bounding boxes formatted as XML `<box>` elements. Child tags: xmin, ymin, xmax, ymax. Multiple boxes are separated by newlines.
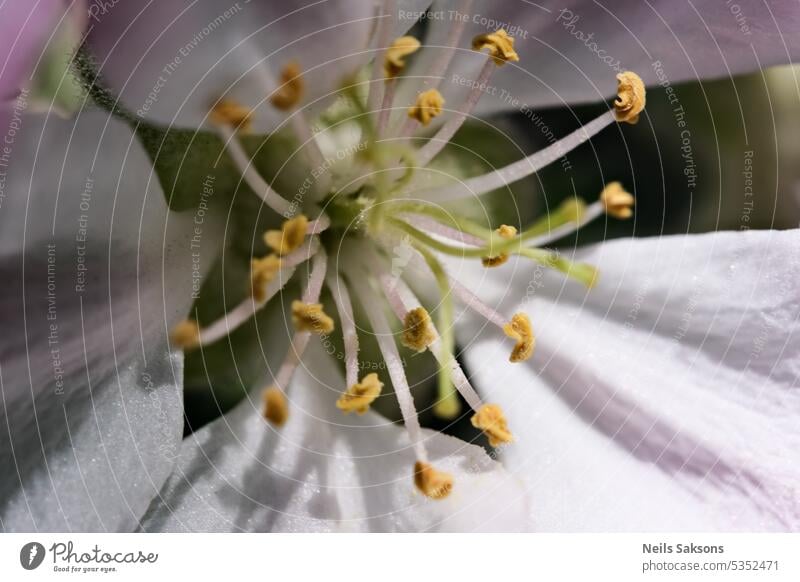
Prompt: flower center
<box><xmin>173</xmin><ymin>17</ymin><xmax>645</xmax><ymax>500</ymax></box>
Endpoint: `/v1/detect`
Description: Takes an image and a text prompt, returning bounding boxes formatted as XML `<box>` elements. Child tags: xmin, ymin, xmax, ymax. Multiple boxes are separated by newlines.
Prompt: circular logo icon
<box><xmin>19</xmin><ymin>542</ymin><xmax>46</xmax><ymax>570</ymax></box>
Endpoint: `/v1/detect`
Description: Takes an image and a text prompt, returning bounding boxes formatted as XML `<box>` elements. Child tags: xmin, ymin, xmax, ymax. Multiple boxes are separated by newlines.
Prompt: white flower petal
<box><xmin>142</xmin><ymin>342</ymin><xmax>530</xmax><ymax>532</ymax></box>
<box><xmin>458</xmin><ymin>229</ymin><xmax>800</xmax><ymax>531</ymax></box>
<box><xmin>1</xmin><ymin>341</ymin><xmax>184</xmax><ymax>532</ymax></box>
<box><xmin>0</xmin><ymin>110</ymin><xmax>207</xmax><ymax>531</ymax></box>
<box><xmin>87</xmin><ymin>1</ymin><xmax>374</xmax><ymax>131</ymax></box>
<box><xmin>431</xmin><ymin>0</ymin><xmax>800</xmax><ymax>114</ymax></box>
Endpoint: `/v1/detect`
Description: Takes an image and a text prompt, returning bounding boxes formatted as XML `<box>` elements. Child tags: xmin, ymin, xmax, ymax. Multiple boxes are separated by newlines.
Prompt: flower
<box><xmin>2</xmin><ymin>0</ymin><xmax>800</xmax><ymax>532</ymax></box>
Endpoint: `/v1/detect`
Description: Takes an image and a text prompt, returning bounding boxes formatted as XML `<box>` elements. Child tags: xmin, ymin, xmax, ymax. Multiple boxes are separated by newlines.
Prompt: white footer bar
<box><xmin>1</xmin><ymin>533</ymin><xmax>798</xmax><ymax>581</ymax></box>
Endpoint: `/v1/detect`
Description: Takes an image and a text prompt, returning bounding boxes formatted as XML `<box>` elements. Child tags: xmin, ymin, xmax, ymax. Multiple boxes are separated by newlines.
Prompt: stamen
<box><xmin>471</xmin><ymin>404</ymin><xmax>513</xmax><ymax>447</ymax></box>
<box><xmin>181</xmin><ymin>238</ymin><xmax>319</xmax><ymax>349</ymax></box>
<box><xmin>614</xmin><ymin>71</ymin><xmax>646</xmax><ymax>124</ymax></box>
<box><xmin>471</xmin><ymin>29</ymin><xmax>520</xmax><ymax>66</ymax></box>
<box><xmin>367</xmin><ymin>0</ymin><xmax>398</xmax><ymax>118</ymax></box>
<box><xmin>326</xmin><ymin>271</ymin><xmax>360</xmax><ymax>388</ymax></box>
<box><xmin>448</xmin><ymin>277</ymin><xmax>507</xmax><ymax>329</ymax></box>
<box><xmin>243</xmin><ymin>56</ymin><xmax>332</xmax><ymax>196</ymax></box>
<box><xmin>414</xmin><ymin>57</ymin><xmax>495</xmax><ymax>167</ymax></box>
<box><xmin>336</xmin><ymin>373</ymin><xmax>383</xmax><ymax>415</ymax></box>
<box><xmin>250</xmin><ymin>254</ymin><xmax>282</xmax><ymax>302</ymax></box>
<box><xmin>380</xmin><ymin>268</ymin><xmax>484</xmax><ymax>413</ymax></box>
<box><xmin>392</xmin><ymin>0</ymin><xmax>474</xmax><ymax>140</ymax></box>
<box><xmin>262</xmin><ymin>386</ymin><xmax>289</xmax><ymax>426</ymax></box>
<box><xmin>264</xmin><ymin>250</ymin><xmax>330</xmax><ymax>423</ymax></box>
<box><xmin>376</xmin><ymin>78</ymin><xmax>399</xmax><ymax>138</ymax></box>
<box><xmin>401</xmin><ymin>307</ymin><xmax>436</xmax><ymax>352</ymax></box>
<box><xmin>413</xmin><ymin>246</ymin><xmax>462</xmax><ymax>418</ymax></box>
<box><xmin>384</xmin><ymin>36</ymin><xmax>421</xmax><ymax>78</ymax></box>
<box><xmin>414</xmin><ymin>461</ymin><xmax>453</xmax><ymax>499</ymax></box>
<box><xmin>265</xmin><ymin>214</ymin><xmax>309</xmax><ymax>255</ymax></box>
<box><xmin>405</xmin><ymin>193</ymin><xmax>596</xmax><ymax>252</ymax></box>
<box><xmin>409</xmin><ymin>73</ymin><xmax>646</xmax><ymax>202</ymax></box>
<box><xmin>291</xmin><ymin>300</ymin><xmax>335</xmax><ymax>334</ymax></box>
<box><xmin>390</xmin><ymin>217</ymin><xmax>598</xmax><ymax>286</ymax></box>
<box><xmin>170</xmin><ymin>319</ymin><xmax>201</xmax><ymax>349</ymax></box>
<box><xmin>214</xmin><ymin>123</ymin><xmax>294</xmax><ymax>215</ymax></box>
<box><xmin>376</xmin><ymin>35</ymin><xmax>421</xmax><ymax>138</ymax></box>
<box><xmin>307</xmin><ymin>214</ymin><xmax>331</xmax><ymax>235</ymax></box>
<box><xmin>423</xmin><ymin>0</ymin><xmax>474</xmax><ymax>84</ymax></box>
<box><xmin>410</xmin><ymin>110</ymin><xmax>617</xmax><ymax>202</ymax></box>
<box><xmin>503</xmin><ymin>313</ymin><xmax>535</xmax><ymax>363</ymax></box>
<box><xmin>404</xmin><ymin>252</ymin><xmax>532</xmax><ymax>371</ymax></box>
<box><xmin>267</xmin><ymin>332</ymin><xmax>309</xmax><ymax>428</ymax></box>
<box><xmin>290</xmin><ymin>118</ymin><xmax>330</xmax><ymax>196</ymax></box>
<box><xmin>599</xmin><ymin>181</ymin><xmax>635</xmax><ymax>219</ymax></box>
<box><xmin>210</xmin><ymin>99</ymin><xmax>253</xmax><ymax>132</ymax></box>
<box><xmin>482</xmin><ymin>224</ymin><xmax>517</xmax><ymax>268</ymax></box>
<box><xmin>269</xmin><ymin>61</ymin><xmax>304</xmax><ymax>111</ymax></box>
<box><xmin>351</xmin><ymin>268</ymin><xmax>431</xmax><ymax>469</ymax></box>
<box><xmin>403</xmin><ymin>214</ymin><xmax>486</xmax><ymax>246</ymax></box>
<box><xmin>408</xmin><ymin>89</ymin><xmax>445</xmax><ymax>126</ymax></box>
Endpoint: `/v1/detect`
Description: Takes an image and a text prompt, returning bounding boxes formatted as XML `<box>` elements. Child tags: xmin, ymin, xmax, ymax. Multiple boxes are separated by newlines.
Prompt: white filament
<box><xmin>351</xmin><ymin>269</ymin><xmax>428</xmax><ymax>462</ymax></box>
<box><xmin>307</xmin><ymin>214</ymin><xmax>331</xmax><ymax>234</ymax></box>
<box><xmin>326</xmin><ymin>271</ymin><xmax>360</xmax><ymax>388</ymax></box>
<box><xmin>378</xmin><ymin>270</ymin><xmax>483</xmax><ymax>412</ymax></box>
<box><xmin>424</xmin><ymin>0</ymin><xmax>474</xmax><ymax>85</ymax></box>
<box><xmin>411</xmin><ymin>110</ymin><xmax>617</xmax><ymax>202</ymax></box>
<box><xmin>402</xmin><ymin>214</ymin><xmax>485</xmax><ymax>247</ymax></box>
<box><xmin>407</xmin><ymin>252</ymin><xmax>506</xmax><ymax>330</ymax></box>
<box><xmin>196</xmin><ymin>238</ymin><xmax>319</xmax><ymax>346</ymax></box>
<box><xmin>273</xmin><ymin>247</ymin><xmax>329</xmax><ymax>391</ymax></box>
<box><xmin>415</xmin><ymin>57</ymin><xmax>495</xmax><ymax>167</ymax></box>
<box><xmin>366</xmin><ymin>0</ymin><xmax>397</xmax><ymax>119</ymax></box>
<box><xmin>216</xmin><ymin>124</ymin><xmax>293</xmax><ymax>215</ymax></box>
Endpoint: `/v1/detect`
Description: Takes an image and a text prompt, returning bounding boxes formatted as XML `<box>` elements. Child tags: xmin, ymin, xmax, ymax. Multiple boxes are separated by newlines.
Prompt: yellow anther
<box><xmin>336</xmin><ymin>373</ymin><xmax>383</xmax><ymax>415</ymax></box>
<box><xmin>481</xmin><ymin>256</ymin><xmax>507</xmax><ymax>268</ymax></box>
<box><xmin>496</xmin><ymin>224</ymin><xmax>517</xmax><ymax>238</ymax></box>
<box><xmin>250</xmin><ymin>254</ymin><xmax>282</xmax><ymax>302</ymax></box>
<box><xmin>600</xmin><ymin>181</ymin><xmax>635</xmax><ymax>219</ymax></box>
<box><xmin>262</xmin><ymin>386</ymin><xmax>288</xmax><ymax>427</ymax></box>
<box><xmin>503</xmin><ymin>312</ymin><xmax>534</xmax><ymax>363</ymax></box>
<box><xmin>384</xmin><ymin>36</ymin><xmax>421</xmax><ymax>79</ymax></box>
<box><xmin>408</xmin><ymin>89</ymin><xmax>444</xmax><ymax>126</ymax></box>
<box><xmin>291</xmin><ymin>300</ymin><xmax>335</xmax><ymax>334</ymax></box>
<box><xmin>472</xmin><ymin>28</ymin><xmax>520</xmax><ymax>66</ymax></box>
<box><xmin>210</xmin><ymin>98</ymin><xmax>253</xmax><ymax>131</ymax></box>
<box><xmin>471</xmin><ymin>404</ymin><xmax>513</xmax><ymax>447</ymax></box>
<box><xmin>401</xmin><ymin>307</ymin><xmax>436</xmax><ymax>352</ymax></box>
<box><xmin>264</xmin><ymin>214</ymin><xmax>309</xmax><ymax>256</ymax></box>
<box><xmin>269</xmin><ymin>61</ymin><xmax>304</xmax><ymax>111</ymax></box>
<box><xmin>170</xmin><ymin>319</ymin><xmax>201</xmax><ymax>350</ymax></box>
<box><xmin>413</xmin><ymin>461</ymin><xmax>453</xmax><ymax>500</ymax></box>
<box><xmin>482</xmin><ymin>224</ymin><xmax>517</xmax><ymax>268</ymax></box>
<box><xmin>614</xmin><ymin>71</ymin><xmax>645</xmax><ymax>124</ymax></box>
